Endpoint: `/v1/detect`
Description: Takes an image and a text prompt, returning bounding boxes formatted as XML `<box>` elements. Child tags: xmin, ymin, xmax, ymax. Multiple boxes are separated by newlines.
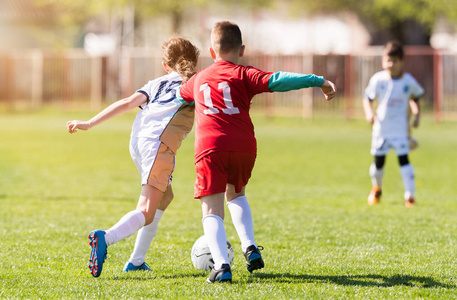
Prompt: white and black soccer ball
<box><xmin>191</xmin><ymin>235</ymin><xmax>234</xmax><ymax>270</ymax></box>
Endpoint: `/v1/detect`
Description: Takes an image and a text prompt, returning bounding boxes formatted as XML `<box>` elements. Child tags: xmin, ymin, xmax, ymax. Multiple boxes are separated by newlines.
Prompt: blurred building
<box><xmin>137</xmin><ymin>7</ymin><xmax>372</xmax><ymax>56</ymax></box>
<box><xmin>0</xmin><ymin>1</ymin><xmax>370</xmax><ymax>55</ymax></box>
<box><xmin>199</xmin><ymin>11</ymin><xmax>371</xmax><ymax>55</ymax></box>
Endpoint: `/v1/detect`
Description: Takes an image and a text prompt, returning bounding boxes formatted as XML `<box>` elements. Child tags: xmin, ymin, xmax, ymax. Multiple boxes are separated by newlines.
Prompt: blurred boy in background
<box><xmin>363</xmin><ymin>40</ymin><xmax>424</xmax><ymax>207</ymax></box>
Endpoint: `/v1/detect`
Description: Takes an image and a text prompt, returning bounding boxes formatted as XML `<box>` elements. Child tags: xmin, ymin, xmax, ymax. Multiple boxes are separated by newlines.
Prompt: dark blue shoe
<box><xmin>244</xmin><ymin>245</ymin><xmax>264</xmax><ymax>273</ymax></box>
<box><xmin>88</xmin><ymin>230</ymin><xmax>107</xmax><ymax>277</ymax></box>
<box><xmin>206</xmin><ymin>264</ymin><xmax>232</xmax><ymax>283</ymax></box>
<box><xmin>123</xmin><ymin>261</ymin><xmax>151</xmax><ymax>272</ymax></box>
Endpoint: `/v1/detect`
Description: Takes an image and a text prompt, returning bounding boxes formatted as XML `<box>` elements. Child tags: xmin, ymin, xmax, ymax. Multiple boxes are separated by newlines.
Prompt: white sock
<box><xmin>128</xmin><ymin>209</ymin><xmax>164</xmax><ymax>266</ymax></box>
<box><xmin>226</xmin><ymin>196</ymin><xmax>256</xmax><ymax>253</ymax></box>
<box><xmin>202</xmin><ymin>215</ymin><xmax>230</xmax><ymax>270</ymax></box>
<box><xmin>104</xmin><ymin>210</ymin><xmax>145</xmax><ymax>246</ymax></box>
<box><xmin>400</xmin><ymin>164</ymin><xmax>415</xmax><ymax>199</ymax></box>
<box><xmin>369</xmin><ymin>163</ymin><xmax>384</xmax><ymax>188</ymax></box>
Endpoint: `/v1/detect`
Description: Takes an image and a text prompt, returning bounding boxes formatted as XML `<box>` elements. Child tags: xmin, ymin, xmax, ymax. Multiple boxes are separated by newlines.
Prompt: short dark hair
<box><xmin>384</xmin><ymin>40</ymin><xmax>404</xmax><ymax>59</ymax></box>
<box><xmin>211</xmin><ymin>21</ymin><xmax>242</xmax><ymax>54</ymax></box>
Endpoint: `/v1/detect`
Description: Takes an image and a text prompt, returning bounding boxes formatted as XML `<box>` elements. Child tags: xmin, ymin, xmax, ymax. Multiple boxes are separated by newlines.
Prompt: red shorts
<box><xmin>194</xmin><ymin>151</ymin><xmax>256</xmax><ymax>199</ymax></box>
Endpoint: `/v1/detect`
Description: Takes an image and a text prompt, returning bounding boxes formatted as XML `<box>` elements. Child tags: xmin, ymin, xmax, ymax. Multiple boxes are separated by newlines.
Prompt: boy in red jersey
<box><xmin>178</xmin><ymin>20</ymin><xmax>336</xmax><ymax>283</ymax></box>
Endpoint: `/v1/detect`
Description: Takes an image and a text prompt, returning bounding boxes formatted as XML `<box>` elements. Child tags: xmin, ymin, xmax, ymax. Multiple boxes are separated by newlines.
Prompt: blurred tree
<box><xmin>38</xmin><ymin>0</ymin><xmax>201</xmax><ymax>32</ymax></box>
<box><xmin>37</xmin><ymin>0</ymin><xmax>275</xmax><ymax>47</ymax></box>
<box><xmin>38</xmin><ymin>0</ymin><xmax>275</xmax><ymax>34</ymax></box>
<box><xmin>288</xmin><ymin>0</ymin><xmax>457</xmax><ymax>45</ymax></box>
<box><xmin>38</xmin><ymin>0</ymin><xmax>208</xmax><ymax>48</ymax></box>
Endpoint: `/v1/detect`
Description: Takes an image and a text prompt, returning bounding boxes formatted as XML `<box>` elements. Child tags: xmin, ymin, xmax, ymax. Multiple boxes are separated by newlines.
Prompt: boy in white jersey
<box><xmin>363</xmin><ymin>40</ymin><xmax>424</xmax><ymax>207</ymax></box>
<box><xmin>66</xmin><ymin>36</ymin><xmax>199</xmax><ymax>277</ymax></box>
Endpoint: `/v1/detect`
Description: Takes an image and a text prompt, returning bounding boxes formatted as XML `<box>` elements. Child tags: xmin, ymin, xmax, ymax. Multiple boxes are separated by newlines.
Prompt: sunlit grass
<box><xmin>1</xmin><ymin>111</ymin><xmax>456</xmax><ymax>299</ymax></box>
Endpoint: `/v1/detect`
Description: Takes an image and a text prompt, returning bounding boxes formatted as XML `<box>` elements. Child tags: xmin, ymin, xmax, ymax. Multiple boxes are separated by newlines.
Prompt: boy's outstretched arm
<box><xmin>409</xmin><ymin>98</ymin><xmax>420</xmax><ymax>128</ymax></box>
<box><xmin>267</xmin><ymin>72</ymin><xmax>336</xmax><ymax>100</ymax></box>
<box><xmin>362</xmin><ymin>97</ymin><xmax>375</xmax><ymax>124</ymax></box>
<box><xmin>66</xmin><ymin>92</ymin><xmax>147</xmax><ymax>134</ymax></box>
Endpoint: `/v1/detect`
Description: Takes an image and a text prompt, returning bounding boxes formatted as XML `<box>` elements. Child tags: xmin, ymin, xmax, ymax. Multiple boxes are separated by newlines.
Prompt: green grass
<box><xmin>1</xmin><ymin>110</ymin><xmax>457</xmax><ymax>299</ymax></box>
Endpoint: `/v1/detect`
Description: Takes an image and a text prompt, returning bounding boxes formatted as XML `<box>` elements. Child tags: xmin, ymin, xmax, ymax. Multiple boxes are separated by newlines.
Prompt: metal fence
<box><xmin>0</xmin><ymin>47</ymin><xmax>456</xmax><ymax>120</ymax></box>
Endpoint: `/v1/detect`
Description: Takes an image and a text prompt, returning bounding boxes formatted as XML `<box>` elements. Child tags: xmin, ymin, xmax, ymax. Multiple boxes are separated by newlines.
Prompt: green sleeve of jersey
<box><xmin>268</xmin><ymin>72</ymin><xmax>324</xmax><ymax>92</ymax></box>
<box><xmin>176</xmin><ymin>87</ymin><xmax>195</xmax><ymax>106</ymax></box>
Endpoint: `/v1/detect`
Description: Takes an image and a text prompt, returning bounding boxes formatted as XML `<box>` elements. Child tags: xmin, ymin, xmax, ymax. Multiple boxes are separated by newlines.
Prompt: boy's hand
<box><xmin>321</xmin><ymin>79</ymin><xmax>336</xmax><ymax>101</ymax></box>
<box><xmin>67</xmin><ymin>120</ymin><xmax>91</xmax><ymax>134</ymax></box>
<box><xmin>365</xmin><ymin>113</ymin><xmax>375</xmax><ymax>124</ymax></box>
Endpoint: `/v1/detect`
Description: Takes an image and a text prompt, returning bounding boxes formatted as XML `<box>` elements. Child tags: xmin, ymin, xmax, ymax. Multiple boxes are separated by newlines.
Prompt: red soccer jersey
<box><xmin>178</xmin><ymin>60</ymin><xmax>273</xmax><ymax>162</ymax></box>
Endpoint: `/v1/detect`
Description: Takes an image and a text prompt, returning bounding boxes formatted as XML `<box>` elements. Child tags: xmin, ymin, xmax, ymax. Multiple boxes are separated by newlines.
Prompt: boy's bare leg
<box><xmin>201</xmin><ymin>192</ymin><xmax>225</xmax><ymax>218</ymax></box>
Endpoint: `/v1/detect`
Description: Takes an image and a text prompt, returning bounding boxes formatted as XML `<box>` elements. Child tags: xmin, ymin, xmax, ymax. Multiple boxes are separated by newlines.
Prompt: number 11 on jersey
<box><xmin>200</xmin><ymin>82</ymin><xmax>240</xmax><ymax>115</ymax></box>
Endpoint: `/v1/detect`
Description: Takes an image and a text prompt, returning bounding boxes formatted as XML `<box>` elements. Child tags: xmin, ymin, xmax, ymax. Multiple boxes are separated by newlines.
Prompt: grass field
<box><xmin>1</xmin><ymin>110</ymin><xmax>457</xmax><ymax>299</ymax></box>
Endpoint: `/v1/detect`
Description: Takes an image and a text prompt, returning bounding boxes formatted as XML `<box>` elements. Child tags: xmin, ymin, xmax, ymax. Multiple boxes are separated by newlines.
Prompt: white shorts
<box><xmin>129</xmin><ymin>137</ymin><xmax>175</xmax><ymax>192</ymax></box>
<box><xmin>370</xmin><ymin>136</ymin><xmax>410</xmax><ymax>156</ymax></box>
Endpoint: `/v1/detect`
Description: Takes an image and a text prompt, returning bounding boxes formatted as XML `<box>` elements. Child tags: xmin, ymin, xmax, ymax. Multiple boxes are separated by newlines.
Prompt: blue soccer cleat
<box><xmin>206</xmin><ymin>263</ymin><xmax>232</xmax><ymax>283</ymax></box>
<box><xmin>243</xmin><ymin>245</ymin><xmax>264</xmax><ymax>273</ymax></box>
<box><xmin>88</xmin><ymin>230</ymin><xmax>107</xmax><ymax>277</ymax></box>
<box><xmin>123</xmin><ymin>261</ymin><xmax>151</xmax><ymax>272</ymax></box>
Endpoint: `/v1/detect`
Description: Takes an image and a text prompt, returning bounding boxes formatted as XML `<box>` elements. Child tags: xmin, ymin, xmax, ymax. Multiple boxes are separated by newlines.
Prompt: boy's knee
<box><xmin>398</xmin><ymin>155</ymin><xmax>409</xmax><ymax>166</ymax></box>
<box><xmin>374</xmin><ymin>155</ymin><xmax>386</xmax><ymax>169</ymax></box>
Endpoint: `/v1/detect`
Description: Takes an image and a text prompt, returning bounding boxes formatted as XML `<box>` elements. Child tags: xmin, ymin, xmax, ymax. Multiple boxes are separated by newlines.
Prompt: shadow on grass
<box><xmin>252</xmin><ymin>273</ymin><xmax>456</xmax><ymax>289</ymax></box>
<box><xmin>101</xmin><ymin>272</ymin><xmax>455</xmax><ymax>289</ymax></box>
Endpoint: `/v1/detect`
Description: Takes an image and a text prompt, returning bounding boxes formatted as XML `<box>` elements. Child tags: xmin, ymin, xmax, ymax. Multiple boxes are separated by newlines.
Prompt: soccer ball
<box><xmin>191</xmin><ymin>235</ymin><xmax>234</xmax><ymax>270</ymax></box>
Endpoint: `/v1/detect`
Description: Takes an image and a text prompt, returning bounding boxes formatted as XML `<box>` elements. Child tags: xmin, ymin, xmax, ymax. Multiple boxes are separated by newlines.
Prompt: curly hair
<box><xmin>162</xmin><ymin>35</ymin><xmax>200</xmax><ymax>82</ymax></box>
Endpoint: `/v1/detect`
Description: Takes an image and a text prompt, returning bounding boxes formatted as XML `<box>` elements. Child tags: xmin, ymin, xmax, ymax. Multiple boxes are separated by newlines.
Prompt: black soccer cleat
<box><xmin>206</xmin><ymin>263</ymin><xmax>232</xmax><ymax>283</ymax></box>
<box><xmin>243</xmin><ymin>245</ymin><xmax>264</xmax><ymax>273</ymax></box>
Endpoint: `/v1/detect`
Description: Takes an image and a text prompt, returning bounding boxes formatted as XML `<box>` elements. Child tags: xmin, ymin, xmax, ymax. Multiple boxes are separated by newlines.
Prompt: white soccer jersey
<box><xmin>132</xmin><ymin>72</ymin><xmax>187</xmax><ymax>142</ymax></box>
<box><xmin>365</xmin><ymin>71</ymin><xmax>424</xmax><ymax>138</ymax></box>
<box><xmin>129</xmin><ymin>72</ymin><xmax>194</xmax><ymax>187</ymax></box>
